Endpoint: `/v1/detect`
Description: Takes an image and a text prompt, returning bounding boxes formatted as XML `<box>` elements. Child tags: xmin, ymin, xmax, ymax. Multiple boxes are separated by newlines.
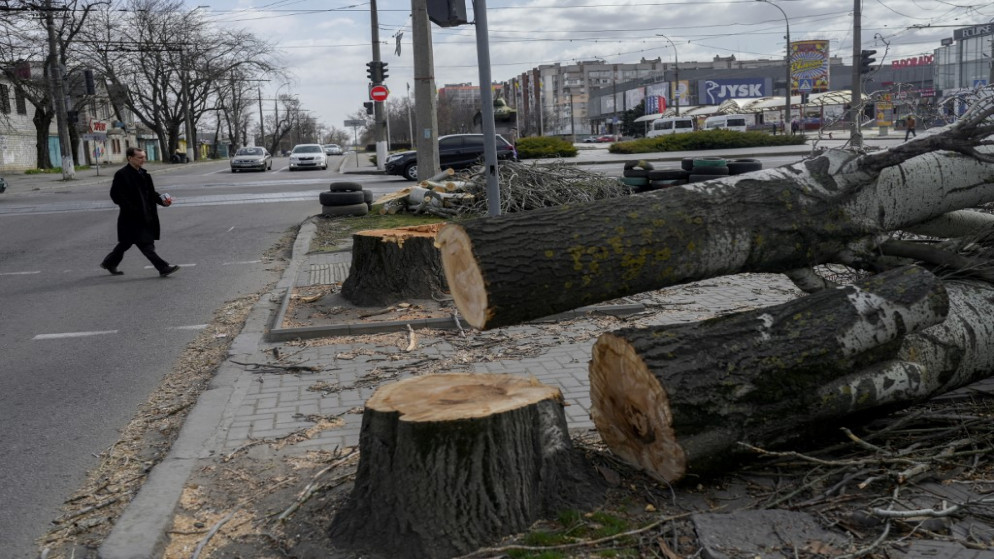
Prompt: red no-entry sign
<box><xmin>370</xmin><ymin>85</ymin><xmax>389</xmax><ymax>102</ymax></box>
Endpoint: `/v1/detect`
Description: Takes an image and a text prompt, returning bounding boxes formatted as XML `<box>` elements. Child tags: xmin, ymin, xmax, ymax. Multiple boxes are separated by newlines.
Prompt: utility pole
<box><xmin>182</xmin><ymin>49</ymin><xmax>195</xmax><ymax>162</ymax></box>
<box><xmin>473</xmin><ymin>0</ymin><xmax>500</xmax><ymax>216</ymax></box>
<box><xmin>412</xmin><ymin>0</ymin><xmax>440</xmax><ymax>179</ymax></box>
<box><xmin>45</xmin><ymin>0</ymin><xmax>75</xmax><ymax>179</ymax></box>
<box><xmin>258</xmin><ymin>87</ymin><xmax>264</xmax><ymax>148</ymax></box>
<box><xmin>370</xmin><ymin>0</ymin><xmax>387</xmax><ymax>169</ymax></box>
<box><xmin>850</xmin><ymin>0</ymin><xmax>863</xmax><ymax>148</ymax></box>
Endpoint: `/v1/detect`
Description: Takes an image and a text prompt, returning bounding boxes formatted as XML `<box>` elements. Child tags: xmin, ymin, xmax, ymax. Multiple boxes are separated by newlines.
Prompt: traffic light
<box><xmin>364</xmin><ymin>101</ymin><xmax>373</xmax><ymax>115</ymax></box>
<box><xmin>366</xmin><ymin>61</ymin><xmax>381</xmax><ymax>83</ymax></box>
<box><xmin>859</xmin><ymin>49</ymin><xmax>877</xmax><ymax>75</ymax></box>
<box><xmin>379</xmin><ymin>62</ymin><xmax>388</xmax><ymax>81</ymax></box>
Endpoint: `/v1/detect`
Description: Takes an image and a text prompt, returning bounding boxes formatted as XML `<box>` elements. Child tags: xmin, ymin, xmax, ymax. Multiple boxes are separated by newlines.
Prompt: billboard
<box><xmin>697</xmin><ymin>78</ymin><xmax>769</xmax><ymax>105</ymax></box>
<box><xmin>790</xmin><ymin>40</ymin><xmax>830</xmax><ymax>94</ymax></box>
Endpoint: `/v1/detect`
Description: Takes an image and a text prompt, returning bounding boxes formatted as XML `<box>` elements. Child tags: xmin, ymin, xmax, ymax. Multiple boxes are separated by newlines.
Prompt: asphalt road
<box><xmin>0</xmin><ymin>156</ymin><xmax>399</xmax><ymax>558</ymax></box>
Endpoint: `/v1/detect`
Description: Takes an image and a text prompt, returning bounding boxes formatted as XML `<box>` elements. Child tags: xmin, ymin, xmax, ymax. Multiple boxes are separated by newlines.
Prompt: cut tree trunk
<box><xmin>436</xmin><ymin>144</ymin><xmax>994</xmax><ymax>330</ymax></box>
<box><xmin>340</xmin><ymin>223</ymin><xmax>448</xmax><ymax>307</ymax></box>
<box><xmin>329</xmin><ymin>372</ymin><xmax>605</xmax><ymax>559</ymax></box>
<box><xmin>587</xmin><ymin>266</ymin><xmax>994</xmax><ymax>483</ymax></box>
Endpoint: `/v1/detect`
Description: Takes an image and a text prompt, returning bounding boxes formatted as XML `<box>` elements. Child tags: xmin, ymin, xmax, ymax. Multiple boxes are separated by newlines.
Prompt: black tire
<box><xmin>647</xmin><ymin>168</ymin><xmax>689</xmax><ymax>181</ymax></box>
<box><xmin>231</xmin><ymin>169</ymin><xmax>237</xmax><ymax>173</ymax></box>
<box><xmin>681</xmin><ymin>157</ymin><xmax>695</xmax><ymax>172</ymax></box>
<box><xmin>692</xmin><ymin>156</ymin><xmax>727</xmax><ymax>167</ymax></box>
<box><xmin>623</xmin><ymin>168</ymin><xmax>649</xmax><ymax>178</ymax></box>
<box><xmin>319</xmin><ymin>191</ymin><xmax>365</xmax><ymax>206</ymax></box>
<box><xmin>727</xmin><ymin>159</ymin><xmax>763</xmax><ymax>175</ymax></box>
<box><xmin>690</xmin><ymin>165</ymin><xmax>729</xmax><ymax>176</ymax></box>
<box><xmin>403</xmin><ymin>162</ymin><xmax>418</xmax><ymax>181</ymax></box>
<box><xmin>688</xmin><ymin>174</ymin><xmax>719</xmax><ymax>183</ymax></box>
<box><xmin>623</xmin><ymin>160</ymin><xmax>640</xmax><ymax>170</ymax></box>
<box><xmin>321</xmin><ymin>203</ymin><xmax>369</xmax><ymax>217</ymax></box>
<box><xmin>363</xmin><ymin>189</ymin><xmax>374</xmax><ymax>208</ymax></box>
<box><xmin>329</xmin><ymin>181</ymin><xmax>363</xmax><ymax>192</ymax></box>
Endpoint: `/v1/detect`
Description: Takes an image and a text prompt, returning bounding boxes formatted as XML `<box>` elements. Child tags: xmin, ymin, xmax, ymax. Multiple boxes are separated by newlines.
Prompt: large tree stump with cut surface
<box><xmin>340</xmin><ymin>223</ymin><xmax>448</xmax><ymax>307</ymax></box>
<box><xmin>329</xmin><ymin>372</ymin><xmax>606</xmax><ymax>559</ymax></box>
<box><xmin>589</xmin><ymin>265</ymin><xmax>950</xmax><ymax>483</ymax></box>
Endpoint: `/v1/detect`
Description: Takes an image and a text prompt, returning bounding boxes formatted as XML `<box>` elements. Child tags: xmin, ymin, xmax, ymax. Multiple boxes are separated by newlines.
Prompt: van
<box><xmin>703</xmin><ymin>114</ymin><xmax>752</xmax><ymax>132</ymax></box>
<box><xmin>647</xmin><ymin>116</ymin><xmax>696</xmax><ymax>138</ymax></box>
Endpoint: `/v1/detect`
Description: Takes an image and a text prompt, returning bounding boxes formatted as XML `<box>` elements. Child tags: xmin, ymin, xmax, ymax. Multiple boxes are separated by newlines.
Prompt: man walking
<box><xmin>100</xmin><ymin>147</ymin><xmax>181</xmax><ymax>277</ymax></box>
<box><xmin>904</xmin><ymin>114</ymin><xmax>917</xmax><ymax>141</ymax></box>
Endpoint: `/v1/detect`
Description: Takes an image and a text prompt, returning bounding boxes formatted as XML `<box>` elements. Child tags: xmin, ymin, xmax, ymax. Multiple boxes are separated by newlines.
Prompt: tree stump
<box><xmin>329</xmin><ymin>373</ymin><xmax>606</xmax><ymax>559</ymax></box>
<box><xmin>340</xmin><ymin>223</ymin><xmax>448</xmax><ymax>307</ymax></box>
<box><xmin>589</xmin><ymin>265</ymin><xmax>949</xmax><ymax>483</ymax></box>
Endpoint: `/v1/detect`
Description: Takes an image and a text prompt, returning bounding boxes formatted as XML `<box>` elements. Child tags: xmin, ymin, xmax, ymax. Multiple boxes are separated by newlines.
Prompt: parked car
<box><xmin>229</xmin><ymin>146</ymin><xmax>272</xmax><ymax>172</ymax></box>
<box><xmin>323</xmin><ymin>144</ymin><xmax>344</xmax><ymax>156</ymax></box>
<box><xmin>384</xmin><ymin>133</ymin><xmax>517</xmax><ymax>181</ymax></box>
<box><xmin>288</xmin><ymin>144</ymin><xmax>328</xmax><ymax>171</ymax></box>
<box><xmin>647</xmin><ymin>117</ymin><xmax>696</xmax><ymax>137</ymax></box>
<box><xmin>703</xmin><ymin>114</ymin><xmax>752</xmax><ymax>132</ymax></box>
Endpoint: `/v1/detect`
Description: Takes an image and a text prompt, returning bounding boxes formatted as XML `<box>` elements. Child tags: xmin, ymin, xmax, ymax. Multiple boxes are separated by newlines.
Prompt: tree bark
<box><xmin>329</xmin><ymin>373</ymin><xmax>605</xmax><ymax>559</ymax></box>
<box><xmin>437</xmin><ymin>144</ymin><xmax>994</xmax><ymax>330</ymax></box>
<box><xmin>586</xmin><ymin>266</ymin><xmax>994</xmax><ymax>483</ymax></box>
<box><xmin>340</xmin><ymin>224</ymin><xmax>448</xmax><ymax>307</ymax></box>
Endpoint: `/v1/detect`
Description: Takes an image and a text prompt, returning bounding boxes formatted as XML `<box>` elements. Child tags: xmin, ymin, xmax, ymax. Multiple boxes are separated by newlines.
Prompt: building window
<box><xmin>112</xmin><ymin>139</ymin><xmax>121</xmax><ymax>154</ymax></box>
<box><xmin>15</xmin><ymin>87</ymin><xmax>27</xmax><ymax>115</ymax></box>
<box><xmin>0</xmin><ymin>84</ymin><xmax>10</xmax><ymax>114</ymax></box>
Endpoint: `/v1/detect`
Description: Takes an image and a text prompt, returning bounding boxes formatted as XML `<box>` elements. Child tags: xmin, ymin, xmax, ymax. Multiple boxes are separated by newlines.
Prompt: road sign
<box><xmin>344</xmin><ymin>119</ymin><xmax>365</xmax><ymax>127</ymax></box>
<box><xmin>83</xmin><ymin>132</ymin><xmax>107</xmax><ymax>141</ymax></box>
<box><xmin>797</xmin><ymin>79</ymin><xmax>813</xmax><ymax>93</ymax></box>
<box><xmin>370</xmin><ymin>85</ymin><xmax>389</xmax><ymax>102</ymax></box>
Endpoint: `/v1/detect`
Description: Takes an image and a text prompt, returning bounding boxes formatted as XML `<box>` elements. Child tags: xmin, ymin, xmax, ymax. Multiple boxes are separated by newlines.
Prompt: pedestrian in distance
<box><xmin>790</xmin><ymin>119</ymin><xmax>799</xmax><ymax>134</ymax></box>
<box><xmin>904</xmin><ymin>114</ymin><xmax>917</xmax><ymax>141</ymax></box>
<box><xmin>100</xmin><ymin>147</ymin><xmax>181</xmax><ymax>277</ymax></box>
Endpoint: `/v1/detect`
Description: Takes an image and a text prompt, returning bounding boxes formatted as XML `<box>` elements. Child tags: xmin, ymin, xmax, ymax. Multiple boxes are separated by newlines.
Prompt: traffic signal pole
<box><xmin>850</xmin><ymin>0</ymin><xmax>863</xmax><ymax>148</ymax></box>
<box><xmin>370</xmin><ymin>0</ymin><xmax>387</xmax><ymax>170</ymax></box>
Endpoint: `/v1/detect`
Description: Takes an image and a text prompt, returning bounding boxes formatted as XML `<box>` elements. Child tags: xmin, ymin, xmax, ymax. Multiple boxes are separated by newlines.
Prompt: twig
<box><xmin>276</xmin><ymin>450</ymin><xmax>358</xmax><ymax>523</ymax></box>
<box><xmin>191</xmin><ymin>509</ymin><xmax>238</xmax><ymax>559</ymax></box>
<box><xmin>52</xmin><ymin>496</ymin><xmax>121</xmax><ymax>525</ymax></box>
<box><xmin>230</xmin><ymin>360</ymin><xmax>320</xmax><ymax>374</ymax></box>
<box><xmin>405</xmin><ymin>324</ymin><xmax>417</xmax><ymax>352</ymax></box>
<box><xmin>739</xmin><ymin>443</ymin><xmax>919</xmax><ymax>466</ymax></box>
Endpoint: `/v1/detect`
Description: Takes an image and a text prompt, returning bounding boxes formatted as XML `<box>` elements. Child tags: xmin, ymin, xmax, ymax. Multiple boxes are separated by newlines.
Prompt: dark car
<box><xmin>384</xmin><ymin>134</ymin><xmax>517</xmax><ymax>181</ymax></box>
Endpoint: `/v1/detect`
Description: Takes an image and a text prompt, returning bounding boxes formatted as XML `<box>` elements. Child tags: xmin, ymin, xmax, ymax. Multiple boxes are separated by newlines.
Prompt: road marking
<box><xmin>143</xmin><ymin>263</ymin><xmax>196</xmax><ymax>270</ymax></box>
<box><xmin>33</xmin><ymin>330</ymin><xmax>119</xmax><ymax>340</ymax></box>
<box><xmin>166</xmin><ymin>324</ymin><xmax>208</xmax><ymax>330</ymax></box>
<box><xmin>226</xmin><ymin>226</ymin><xmax>235</xmax><ymax>233</ymax></box>
<box><xmin>222</xmin><ymin>260</ymin><xmax>262</xmax><ymax>265</ymax></box>
<box><xmin>0</xmin><ymin>271</ymin><xmax>41</xmax><ymax>276</ymax></box>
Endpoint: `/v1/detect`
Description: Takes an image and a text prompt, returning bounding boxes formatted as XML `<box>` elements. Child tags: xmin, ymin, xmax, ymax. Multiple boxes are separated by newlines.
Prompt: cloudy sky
<box><xmin>188</xmin><ymin>0</ymin><xmax>994</xmax><ymax>134</ymax></box>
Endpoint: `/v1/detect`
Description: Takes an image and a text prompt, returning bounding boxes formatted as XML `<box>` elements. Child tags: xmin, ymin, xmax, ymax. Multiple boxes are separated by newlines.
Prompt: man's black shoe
<box><xmin>100</xmin><ymin>263</ymin><xmax>124</xmax><ymax>276</ymax></box>
<box><xmin>159</xmin><ymin>265</ymin><xmax>181</xmax><ymax>277</ymax></box>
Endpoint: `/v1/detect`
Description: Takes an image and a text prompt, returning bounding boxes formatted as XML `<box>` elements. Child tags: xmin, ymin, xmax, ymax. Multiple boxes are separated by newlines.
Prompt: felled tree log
<box><xmin>329</xmin><ymin>373</ymin><xmax>605</xmax><ymax>559</ymax></box>
<box><xmin>437</xmin><ymin>112</ymin><xmax>994</xmax><ymax>330</ymax></box>
<box><xmin>589</xmin><ymin>265</ymin><xmax>949</xmax><ymax>483</ymax></box>
<box><xmin>340</xmin><ymin>223</ymin><xmax>448</xmax><ymax>307</ymax></box>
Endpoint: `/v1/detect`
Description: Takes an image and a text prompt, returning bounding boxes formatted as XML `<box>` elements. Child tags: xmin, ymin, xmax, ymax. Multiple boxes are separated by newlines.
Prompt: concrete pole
<box><xmin>182</xmin><ymin>49</ymin><xmax>195</xmax><ymax>162</ymax></box>
<box><xmin>411</xmin><ymin>0</ymin><xmax>440</xmax><ymax>179</ymax></box>
<box><xmin>850</xmin><ymin>0</ymin><xmax>863</xmax><ymax>148</ymax></box>
<box><xmin>45</xmin><ymin>0</ymin><xmax>75</xmax><ymax>179</ymax></box>
<box><xmin>473</xmin><ymin>0</ymin><xmax>501</xmax><ymax>216</ymax></box>
<box><xmin>370</xmin><ymin>0</ymin><xmax>387</xmax><ymax>169</ymax></box>
<box><xmin>257</xmin><ymin>87</ymin><xmax>264</xmax><ymax>148</ymax></box>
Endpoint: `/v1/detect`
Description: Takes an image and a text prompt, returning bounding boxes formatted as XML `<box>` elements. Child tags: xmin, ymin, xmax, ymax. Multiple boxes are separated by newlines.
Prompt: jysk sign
<box><xmin>697</xmin><ymin>78</ymin><xmax>769</xmax><ymax>105</ymax></box>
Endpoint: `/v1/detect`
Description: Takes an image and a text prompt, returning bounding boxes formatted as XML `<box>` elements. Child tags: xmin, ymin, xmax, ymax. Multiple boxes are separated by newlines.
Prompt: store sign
<box><xmin>953</xmin><ymin>23</ymin><xmax>992</xmax><ymax>41</ymax></box>
<box><xmin>892</xmin><ymin>55</ymin><xmax>934</xmax><ymax>69</ymax></box>
<box><xmin>697</xmin><ymin>78</ymin><xmax>768</xmax><ymax>105</ymax></box>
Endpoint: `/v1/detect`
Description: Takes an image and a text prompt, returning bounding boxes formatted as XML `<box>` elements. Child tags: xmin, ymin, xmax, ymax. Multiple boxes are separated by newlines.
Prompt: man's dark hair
<box><xmin>126</xmin><ymin>147</ymin><xmax>145</xmax><ymax>158</ymax></box>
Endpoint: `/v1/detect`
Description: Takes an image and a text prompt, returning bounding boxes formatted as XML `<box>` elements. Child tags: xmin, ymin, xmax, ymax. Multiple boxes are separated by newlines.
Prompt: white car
<box><xmin>323</xmin><ymin>143</ymin><xmax>344</xmax><ymax>156</ymax></box>
<box><xmin>288</xmin><ymin>144</ymin><xmax>328</xmax><ymax>171</ymax></box>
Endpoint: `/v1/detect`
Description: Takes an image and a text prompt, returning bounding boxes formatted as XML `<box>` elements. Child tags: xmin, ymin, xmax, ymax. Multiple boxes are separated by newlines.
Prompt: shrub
<box><xmin>608</xmin><ymin>130</ymin><xmax>807</xmax><ymax>154</ymax></box>
<box><xmin>515</xmin><ymin>136</ymin><xmax>578</xmax><ymax>159</ymax></box>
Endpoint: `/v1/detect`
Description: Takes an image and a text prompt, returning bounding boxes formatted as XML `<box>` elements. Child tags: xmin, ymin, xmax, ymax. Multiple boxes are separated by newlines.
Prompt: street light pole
<box><xmin>656</xmin><ymin>34</ymin><xmax>680</xmax><ymax>115</ymax></box>
<box><xmin>757</xmin><ymin>0</ymin><xmax>791</xmax><ymax>132</ymax></box>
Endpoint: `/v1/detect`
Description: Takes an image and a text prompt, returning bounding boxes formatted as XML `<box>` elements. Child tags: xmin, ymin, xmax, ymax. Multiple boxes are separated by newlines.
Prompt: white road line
<box><xmin>226</xmin><ymin>226</ymin><xmax>235</xmax><ymax>233</ymax></box>
<box><xmin>222</xmin><ymin>260</ymin><xmax>262</xmax><ymax>265</ymax></box>
<box><xmin>0</xmin><ymin>271</ymin><xmax>42</xmax><ymax>276</ymax></box>
<box><xmin>166</xmin><ymin>324</ymin><xmax>209</xmax><ymax>330</ymax></box>
<box><xmin>33</xmin><ymin>330</ymin><xmax>119</xmax><ymax>340</ymax></box>
<box><xmin>143</xmin><ymin>263</ymin><xmax>196</xmax><ymax>270</ymax></box>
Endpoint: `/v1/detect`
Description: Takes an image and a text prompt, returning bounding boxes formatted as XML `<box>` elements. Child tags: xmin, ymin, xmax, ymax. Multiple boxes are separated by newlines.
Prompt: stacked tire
<box><xmin>685</xmin><ymin>156</ymin><xmax>763</xmax><ymax>183</ymax></box>
<box><xmin>320</xmin><ymin>182</ymin><xmax>372</xmax><ymax>217</ymax></box>
<box><xmin>619</xmin><ymin>160</ymin><xmax>653</xmax><ymax>192</ymax></box>
<box><xmin>644</xmin><ymin>168</ymin><xmax>689</xmax><ymax>191</ymax></box>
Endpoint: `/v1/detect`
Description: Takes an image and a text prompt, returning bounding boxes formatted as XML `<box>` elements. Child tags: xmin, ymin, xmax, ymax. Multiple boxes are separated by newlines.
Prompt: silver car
<box><xmin>230</xmin><ymin>146</ymin><xmax>272</xmax><ymax>172</ymax></box>
<box><xmin>289</xmin><ymin>144</ymin><xmax>328</xmax><ymax>171</ymax></box>
<box><xmin>323</xmin><ymin>143</ymin><xmax>344</xmax><ymax>156</ymax></box>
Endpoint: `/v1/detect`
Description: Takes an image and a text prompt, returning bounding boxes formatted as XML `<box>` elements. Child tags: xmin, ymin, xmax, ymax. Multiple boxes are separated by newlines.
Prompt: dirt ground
<box><xmin>35</xmin><ymin>217</ymin><xmax>994</xmax><ymax>559</ymax></box>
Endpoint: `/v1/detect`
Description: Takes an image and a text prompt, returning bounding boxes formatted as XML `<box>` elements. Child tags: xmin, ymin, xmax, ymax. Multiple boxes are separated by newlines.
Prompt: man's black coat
<box><xmin>110</xmin><ymin>163</ymin><xmax>167</xmax><ymax>243</ymax></box>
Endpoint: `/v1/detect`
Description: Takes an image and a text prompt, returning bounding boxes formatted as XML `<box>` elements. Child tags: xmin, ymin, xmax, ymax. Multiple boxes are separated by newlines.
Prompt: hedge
<box><xmin>608</xmin><ymin>130</ymin><xmax>808</xmax><ymax>154</ymax></box>
<box><xmin>515</xmin><ymin>136</ymin><xmax>578</xmax><ymax>159</ymax></box>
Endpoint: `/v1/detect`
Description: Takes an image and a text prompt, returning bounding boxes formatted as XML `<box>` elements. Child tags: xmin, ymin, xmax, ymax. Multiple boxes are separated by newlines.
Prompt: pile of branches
<box><xmin>445</xmin><ymin>160</ymin><xmax>630</xmax><ymax>217</ymax></box>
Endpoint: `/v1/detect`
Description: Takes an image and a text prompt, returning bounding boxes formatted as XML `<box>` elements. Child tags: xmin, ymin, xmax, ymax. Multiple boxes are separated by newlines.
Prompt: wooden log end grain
<box><xmin>590</xmin><ymin>332</ymin><xmax>688</xmax><ymax>483</ymax></box>
<box><xmin>437</xmin><ymin>223</ymin><xmax>490</xmax><ymax>329</ymax></box>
